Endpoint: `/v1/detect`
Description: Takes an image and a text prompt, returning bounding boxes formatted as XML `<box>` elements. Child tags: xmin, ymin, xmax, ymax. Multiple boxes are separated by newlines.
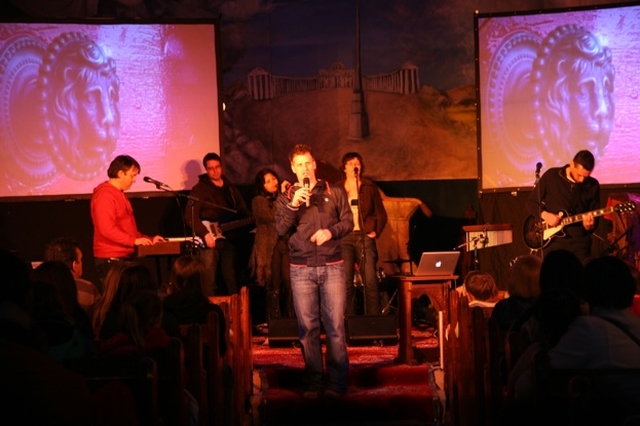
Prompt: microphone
<box><xmin>303</xmin><ymin>177</ymin><xmax>310</xmax><ymax>207</ymax></box>
<box><xmin>535</xmin><ymin>162</ymin><xmax>542</xmax><ymax>178</ymax></box>
<box><xmin>143</xmin><ymin>176</ymin><xmax>169</xmax><ymax>188</ymax></box>
<box><xmin>354</xmin><ymin>167</ymin><xmax>359</xmax><ymax>176</ymax></box>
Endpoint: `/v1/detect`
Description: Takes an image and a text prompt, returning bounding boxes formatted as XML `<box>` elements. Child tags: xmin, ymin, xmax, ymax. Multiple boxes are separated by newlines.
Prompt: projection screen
<box><xmin>476</xmin><ymin>3</ymin><xmax>640</xmax><ymax>192</ymax></box>
<box><xmin>0</xmin><ymin>20</ymin><xmax>220</xmax><ymax>200</ymax></box>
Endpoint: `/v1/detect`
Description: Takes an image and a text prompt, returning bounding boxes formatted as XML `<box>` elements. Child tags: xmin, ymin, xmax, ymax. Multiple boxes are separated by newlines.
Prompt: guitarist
<box><xmin>526</xmin><ymin>150</ymin><xmax>599</xmax><ymax>262</ymax></box>
<box><xmin>184</xmin><ymin>152</ymin><xmax>251</xmax><ymax>295</ymax></box>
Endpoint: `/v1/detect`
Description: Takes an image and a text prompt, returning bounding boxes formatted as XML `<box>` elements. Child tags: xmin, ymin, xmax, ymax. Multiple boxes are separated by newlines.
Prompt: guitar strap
<box><xmin>598</xmin><ymin>315</ymin><xmax>640</xmax><ymax>347</ymax></box>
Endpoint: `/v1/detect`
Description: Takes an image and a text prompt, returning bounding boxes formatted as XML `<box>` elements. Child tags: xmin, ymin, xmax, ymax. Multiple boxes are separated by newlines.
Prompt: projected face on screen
<box><xmin>532</xmin><ymin>25</ymin><xmax>615</xmax><ymax>161</ymax></box>
<box><xmin>0</xmin><ymin>22</ymin><xmax>220</xmax><ymax>199</ymax></box>
<box><xmin>40</xmin><ymin>32</ymin><xmax>121</xmax><ymax>181</ymax></box>
<box><xmin>477</xmin><ymin>6</ymin><xmax>639</xmax><ymax>191</ymax></box>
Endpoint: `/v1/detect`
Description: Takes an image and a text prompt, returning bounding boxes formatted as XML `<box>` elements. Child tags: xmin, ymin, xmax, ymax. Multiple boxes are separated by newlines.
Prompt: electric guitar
<box><xmin>523</xmin><ymin>201</ymin><xmax>636</xmax><ymax>250</ymax></box>
<box><xmin>202</xmin><ymin>216</ymin><xmax>255</xmax><ymax>240</ymax></box>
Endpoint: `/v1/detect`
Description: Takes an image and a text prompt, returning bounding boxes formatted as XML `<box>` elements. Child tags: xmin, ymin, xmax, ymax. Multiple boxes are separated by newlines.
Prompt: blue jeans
<box><xmin>342</xmin><ymin>232</ymin><xmax>381</xmax><ymax>315</ymax></box>
<box><xmin>290</xmin><ymin>263</ymin><xmax>349</xmax><ymax>394</ymax></box>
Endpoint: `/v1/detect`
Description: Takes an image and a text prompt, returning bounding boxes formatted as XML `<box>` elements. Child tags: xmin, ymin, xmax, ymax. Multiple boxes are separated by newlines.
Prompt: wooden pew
<box><xmin>180</xmin><ymin>310</ymin><xmax>224</xmax><ymax>426</ymax></box>
<box><xmin>151</xmin><ymin>337</ymin><xmax>189</xmax><ymax>426</ymax></box>
<box><xmin>445</xmin><ymin>288</ymin><xmax>495</xmax><ymax>426</ymax></box>
<box><xmin>210</xmin><ymin>286</ymin><xmax>253</xmax><ymax>426</ymax></box>
<box><xmin>484</xmin><ymin>316</ymin><xmax>506</xmax><ymax>426</ymax></box>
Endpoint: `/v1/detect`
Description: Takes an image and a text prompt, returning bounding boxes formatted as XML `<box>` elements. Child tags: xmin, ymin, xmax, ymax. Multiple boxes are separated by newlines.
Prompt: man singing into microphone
<box><xmin>91</xmin><ymin>155</ymin><xmax>164</xmax><ymax>283</ymax></box>
<box><xmin>275</xmin><ymin>144</ymin><xmax>353</xmax><ymax>399</ymax></box>
<box><xmin>337</xmin><ymin>152</ymin><xmax>388</xmax><ymax>316</ymax></box>
<box><xmin>526</xmin><ymin>149</ymin><xmax>599</xmax><ymax>262</ymax></box>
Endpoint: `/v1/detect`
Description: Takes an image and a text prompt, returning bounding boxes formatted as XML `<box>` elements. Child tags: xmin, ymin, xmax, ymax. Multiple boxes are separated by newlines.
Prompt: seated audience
<box><xmin>491</xmin><ymin>254</ymin><xmax>542</xmax><ymax>331</ymax></box>
<box><xmin>545</xmin><ymin>255</ymin><xmax>640</xmax><ymax>424</ymax></box>
<box><xmin>44</xmin><ymin>237</ymin><xmax>101</xmax><ymax>317</ymax></box>
<box><xmin>0</xmin><ymin>249</ymin><xmax>134</xmax><ymax>426</ymax></box>
<box><xmin>550</xmin><ymin>255</ymin><xmax>640</xmax><ymax>369</ymax></box>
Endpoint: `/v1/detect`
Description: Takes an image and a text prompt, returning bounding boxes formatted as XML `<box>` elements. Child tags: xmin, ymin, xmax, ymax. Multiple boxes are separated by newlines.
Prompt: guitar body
<box><xmin>523</xmin><ymin>211</ymin><xmax>567</xmax><ymax>250</ymax></box>
<box><xmin>522</xmin><ymin>202</ymin><xmax>636</xmax><ymax>250</ymax></box>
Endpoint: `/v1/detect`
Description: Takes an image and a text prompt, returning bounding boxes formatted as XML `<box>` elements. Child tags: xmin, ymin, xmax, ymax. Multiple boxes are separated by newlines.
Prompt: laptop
<box><xmin>414</xmin><ymin>251</ymin><xmax>460</xmax><ymax>276</ymax></box>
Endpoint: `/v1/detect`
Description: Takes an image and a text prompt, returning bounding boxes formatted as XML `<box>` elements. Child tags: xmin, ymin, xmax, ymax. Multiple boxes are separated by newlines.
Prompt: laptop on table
<box><xmin>414</xmin><ymin>251</ymin><xmax>460</xmax><ymax>277</ymax></box>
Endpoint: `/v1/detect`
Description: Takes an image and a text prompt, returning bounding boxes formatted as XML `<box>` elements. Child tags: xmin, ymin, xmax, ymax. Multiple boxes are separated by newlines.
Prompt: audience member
<box><xmin>511</xmin><ymin>249</ymin><xmax>586</xmax><ymax>348</ymax></box>
<box><xmin>44</xmin><ymin>236</ymin><xmax>101</xmax><ymax>316</ymax></box>
<box><xmin>491</xmin><ymin>254</ymin><xmax>542</xmax><ymax>331</ymax></box>
<box><xmin>161</xmin><ymin>254</ymin><xmax>227</xmax><ymax>357</ymax></box>
<box><xmin>458</xmin><ymin>270</ymin><xmax>502</xmax><ymax>308</ymax></box>
<box><xmin>30</xmin><ymin>280</ymin><xmax>93</xmax><ymax>362</ymax></box>
<box><xmin>96</xmin><ymin>290</ymin><xmax>171</xmax><ymax>358</ymax></box>
<box><xmin>250</xmin><ymin>168</ymin><xmax>294</xmax><ymax>321</ymax></box>
<box><xmin>501</xmin><ymin>286</ymin><xmax>584</xmax><ymax>425</ymax></box>
<box><xmin>32</xmin><ymin>261</ymin><xmax>94</xmax><ymax>341</ymax></box>
<box><xmin>100</xmin><ymin>263</ymin><xmax>156</xmax><ymax>340</ymax></box>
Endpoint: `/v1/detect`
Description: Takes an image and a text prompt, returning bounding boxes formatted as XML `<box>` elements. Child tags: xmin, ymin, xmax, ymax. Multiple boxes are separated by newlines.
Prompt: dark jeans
<box><xmin>267</xmin><ymin>237</ymin><xmax>294</xmax><ymax>319</ymax></box>
<box><xmin>200</xmin><ymin>238</ymin><xmax>239</xmax><ymax>295</ymax></box>
<box><xmin>342</xmin><ymin>232</ymin><xmax>380</xmax><ymax>315</ymax></box>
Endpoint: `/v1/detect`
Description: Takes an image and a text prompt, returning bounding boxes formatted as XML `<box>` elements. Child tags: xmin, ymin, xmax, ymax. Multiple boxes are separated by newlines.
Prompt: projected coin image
<box><xmin>483</xmin><ymin>24</ymin><xmax>614</xmax><ymax>187</ymax></box>
<box><xmin>39</xmin><ymin>32</ymin><xmax>121</xmax><ymax>181</ymax></box>
<box><xmin>531</xmin><ymin>24</ymin><xmax>615</xmax><ymax>162</ymax></box>
<box><xmin>0</xmin><ymin>35</ymin><xmax>54</xmax><ymax>187</ymax></box>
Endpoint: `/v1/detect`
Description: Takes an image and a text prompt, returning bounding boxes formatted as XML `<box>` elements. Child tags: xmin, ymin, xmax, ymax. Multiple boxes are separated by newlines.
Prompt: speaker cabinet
<box><xmin>267</xmin><ymin>317</ymin><xmax>300</xmax><ymax>348</ymax></box>
<box><xmin>346</xmin><ymin>315</ymin><xmax>398</xmax><ymax>346</ymax></box>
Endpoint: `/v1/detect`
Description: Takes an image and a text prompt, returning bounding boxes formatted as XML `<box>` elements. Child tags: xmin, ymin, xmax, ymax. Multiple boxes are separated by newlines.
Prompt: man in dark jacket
<box><xmin>275</xmin><ymin>144</ymin><xmax>353</xmax><ymax>399</ymax></box>
<box><xmin>184</xmin><ymin>152</ymin><xmax>251</xmax><ymax>295</ymax></box>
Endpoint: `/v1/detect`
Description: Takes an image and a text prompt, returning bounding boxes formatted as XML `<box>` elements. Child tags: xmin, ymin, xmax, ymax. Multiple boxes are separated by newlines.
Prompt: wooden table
<box><xmin>391</xmin><ymin>274</ymin><xmax>458</xmax><ymax>365</ymax></box>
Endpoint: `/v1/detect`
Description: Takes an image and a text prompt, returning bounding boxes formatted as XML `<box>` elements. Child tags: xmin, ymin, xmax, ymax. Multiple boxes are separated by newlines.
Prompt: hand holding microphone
<box><xmin>535</xmin><ymin>162</ymin><xmax>542</xmax><ymax>179</ymax></box>
<box><xmin>303</xmin><ymin>177</ymin><xmax>310</xmax><ymax>207</ymax></box>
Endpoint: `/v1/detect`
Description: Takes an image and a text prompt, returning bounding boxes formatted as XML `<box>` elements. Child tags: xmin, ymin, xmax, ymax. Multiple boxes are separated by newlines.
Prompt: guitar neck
<box><xmin>219</xmin><ymin>216</ymin><xmax>255</xmax><ymax>232</ymax></box>
<box><xmin>560</xmin><ymin>206</ymin><xmax>614</xmax><ymax>226</ymax></box>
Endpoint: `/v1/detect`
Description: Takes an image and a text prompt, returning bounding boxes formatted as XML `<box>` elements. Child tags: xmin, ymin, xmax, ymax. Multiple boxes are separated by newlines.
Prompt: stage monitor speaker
<box><xmin>346</xmin><ymin>314</ymin><xmax>398</xmax><ymax>346</ymax></box>
<box><xmin>268</xmin><ymin>317</ymin><xmax>299</xmax><ymax>348</ymax></box>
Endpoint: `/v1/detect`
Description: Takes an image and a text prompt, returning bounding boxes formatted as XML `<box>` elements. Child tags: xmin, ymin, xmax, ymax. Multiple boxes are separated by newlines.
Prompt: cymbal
<box><xmin>383</xmin><ymin>258</ymin><xmax>412</xmax><ymax>264</ymax></box>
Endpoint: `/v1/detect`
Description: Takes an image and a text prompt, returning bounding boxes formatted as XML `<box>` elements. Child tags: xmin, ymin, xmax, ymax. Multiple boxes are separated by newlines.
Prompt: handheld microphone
<box><xmin>354</xmin><ymin>166</ymin><xmax>359</xmax><ymax>176</ymax></box>
<box><xmin>303</xmin><ymin>177</ymin><xmax>310</xmax><ymax>207</ymax></box>
<box><xmin>143</xmin><ymin>176</ymin><xmax>169</xmax><ymax>188</ymax></box>
<box><xmin>535</xmin><ymin>162</ymin><xmax>542</xmax><ymax>178</ymax></box>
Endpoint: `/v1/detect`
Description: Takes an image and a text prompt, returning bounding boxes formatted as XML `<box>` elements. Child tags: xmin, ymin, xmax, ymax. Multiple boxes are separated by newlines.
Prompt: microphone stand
<box><xmin>534</xmin><ymin>165</ymin><xmax>543</xmax><ymax>259</ymax></box>
<box><xmin>354</xmin><ymin>170</ymin><xmax>368</xmax><ymax>315</ymax></box>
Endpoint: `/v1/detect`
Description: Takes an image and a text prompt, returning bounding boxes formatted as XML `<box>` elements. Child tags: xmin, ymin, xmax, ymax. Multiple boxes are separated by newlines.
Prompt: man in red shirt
<box><xmin>91</xmin><ymin>155</ymin><xmax>164</xmax><ymax>283</ymax></box>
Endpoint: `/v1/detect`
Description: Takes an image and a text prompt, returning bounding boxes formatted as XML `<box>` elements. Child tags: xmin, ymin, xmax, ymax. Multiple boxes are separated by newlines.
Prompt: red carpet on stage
<box><xmin>251</xmin><ymin>325</ymin><xmax>443</xmax><ymax>426</ymax></box>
